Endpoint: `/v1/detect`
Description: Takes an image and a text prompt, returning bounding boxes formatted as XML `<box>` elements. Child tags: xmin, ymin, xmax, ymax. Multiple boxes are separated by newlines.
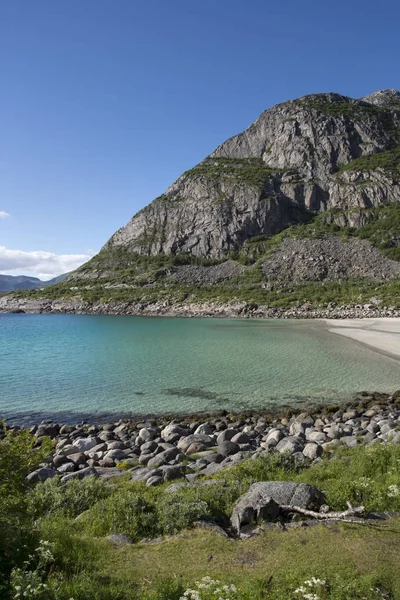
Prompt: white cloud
<box><xmin>0</xmin><ymin>246</ymin><xmax>94</xmax><ymax>280</ymax></box>
<box><xmin>0</xmin><ymin>211</ymin><xmax>10</xmax><ymax>219</ymax></box>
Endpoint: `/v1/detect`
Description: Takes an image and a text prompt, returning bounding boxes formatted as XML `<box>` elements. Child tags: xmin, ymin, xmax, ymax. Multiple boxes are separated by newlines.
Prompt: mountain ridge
<box><xmin>0</xmin><ymin>273</ymin><xmax>69</xmax><ymax>293</ymax></box>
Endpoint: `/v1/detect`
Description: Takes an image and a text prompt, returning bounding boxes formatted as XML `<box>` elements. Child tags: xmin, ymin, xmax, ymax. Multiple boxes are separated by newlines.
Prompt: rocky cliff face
<box><xmin>104</xmin><ymin>89</ymin><xmax>400</xmax><ymax>258</ymax></box>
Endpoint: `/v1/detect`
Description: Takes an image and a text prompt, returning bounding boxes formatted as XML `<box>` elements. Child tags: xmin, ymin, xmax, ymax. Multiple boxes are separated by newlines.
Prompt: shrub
<box><xmin>156</xmin><ymin>495</ymin><xmax>209</xmax><ymax>535</ymax></box>
<box><xmin>297</xmin><ymin>443</ymin><xmax>400</xmax><ymax>511</ymax></box>
<box><xmin>0</xmin><ymin>424</ymin><xmax>52</xmax><ymax>592</ymax></box>
<box><xmin>27</xmin><ymin>476</ymin><xmax>113</xmax><ymax>519</ymax></box>
<box><xmin>81</xmin><ymin>490</ymin><xmax>157</xmax><ymax>540</ymax></box>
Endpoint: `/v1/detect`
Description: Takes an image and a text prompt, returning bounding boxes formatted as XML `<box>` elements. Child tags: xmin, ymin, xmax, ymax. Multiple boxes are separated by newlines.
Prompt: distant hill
<box><xmin>0</xmin><ymin>273</ymin><xmax>69</xmax><ymax>292</ymax></box>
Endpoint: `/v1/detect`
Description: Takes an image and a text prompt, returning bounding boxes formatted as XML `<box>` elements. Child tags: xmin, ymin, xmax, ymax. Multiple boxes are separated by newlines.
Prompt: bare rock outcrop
<box><xmin>103</xmin><ymin>90</ymin><xmax>400</xmax><ymax>259</ymax></box>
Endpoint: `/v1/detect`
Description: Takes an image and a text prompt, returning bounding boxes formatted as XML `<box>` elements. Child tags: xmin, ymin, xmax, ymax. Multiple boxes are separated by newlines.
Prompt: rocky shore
<box><xmin>1</xmin><ymin>295</ymin><xmax>400</xmax><ymax>319</ymax></box>
<box><xmin>8</xmin><ymin>391</ymin><xmax>399</xmax><ymax>487</ymax></box>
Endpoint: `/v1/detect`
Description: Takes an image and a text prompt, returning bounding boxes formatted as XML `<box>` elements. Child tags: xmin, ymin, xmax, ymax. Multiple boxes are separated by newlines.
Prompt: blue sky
<box><xmin>1</xmin><ymin>0</ymin><xmax>399</xmax><ymax>278</ymax></box>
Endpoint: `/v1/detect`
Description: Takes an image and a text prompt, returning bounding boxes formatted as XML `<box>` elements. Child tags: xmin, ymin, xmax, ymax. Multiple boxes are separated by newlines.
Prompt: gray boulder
<box><xmin>72</xmin><ymin>437</ymin><xmax>99</xmax><ymax>453</ymax></box>
<box><xmin>26</xmin><ymin>467</ymin><xmax>57</xmax><ymax>484</ymax></box>
<box><xmin>60</xmin><ymin>466</ymin><xmax>97</xmax><ymax>483</ymax></box>
<box><xmin>218</xmin><ymin>440</ymin><xmax>240</xmax><ymax>457</ymax></box>
<box><xmin>57</xmin><ymin>462</ymin><xmax>76</xmax><ymax>474</ymax></box>
<box><xmin>161</xmin><ymin>423</ymin><xmax>189</xmax><ymax>443</ymax></box>
<box><xmin>231</xmin><ymin>432</ymin><xmax>250</xmax><ymax>444</ymax></box>
<box><xmin>177</xmin><ymin>434</ymin><xmax>215</xmax><ymax>453</ymax></box>
<box><xmin>276</xmin><ymin>436</ymin><xmax>304</xmax><ymax>454</ymax></box>
<box><xmin>216</xmin><ymin>429</ymin><xmax>239</xmax><ymax>444</ymax></box>
<box><xmin>303</xmin><ymin>443</ymin><xmax>322</xmax><ymax>460</ymax></box>
<box><xmin>147</xmin><ymin>447</ymin><xmax>181</xmax><ymax>468</ymax></box>
<box><xmin>231</xmin><ymin>481</ymin><xmax>325</xmax><ymax>532</ymax></box>
<box><xmin>194</xmin><ymin>423</ymin><xmax>214</xmax><ymax>435</ymax></box>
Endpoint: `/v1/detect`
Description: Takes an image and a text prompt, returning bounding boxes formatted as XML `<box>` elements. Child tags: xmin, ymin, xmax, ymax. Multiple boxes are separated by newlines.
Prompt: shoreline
<box><xmin>2</xmin><ymin>391</ymin><xmax>398</xmax><ymax>430</ymax></box>
<box><xmin>1</xmin><ymin>296</ymin><xmax>400</xmax><ymax>320</ymax></box>
<box><xmin>324</xmin><ymin>317</ymin><xmax>400</xmax><ymax>360</ymax></box>
<box><xmin>9</xmin><ymin>390</ymin><xmax>400</xmax><ymax>486</ymax></box>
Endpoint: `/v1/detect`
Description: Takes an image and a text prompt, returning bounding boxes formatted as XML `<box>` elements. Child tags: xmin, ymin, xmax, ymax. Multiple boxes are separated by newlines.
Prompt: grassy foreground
<box><xmin>1</xmin><ymin>425</ymin><xmax>400</xmax><ymax>599</ymax></box>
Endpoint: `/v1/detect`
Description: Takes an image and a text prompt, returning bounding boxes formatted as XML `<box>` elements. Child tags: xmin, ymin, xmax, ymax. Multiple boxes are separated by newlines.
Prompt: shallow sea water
<box><xmin>0</xmin><ymin>314</ymin><xmax>399</xmax><ymax>424</ymax></box>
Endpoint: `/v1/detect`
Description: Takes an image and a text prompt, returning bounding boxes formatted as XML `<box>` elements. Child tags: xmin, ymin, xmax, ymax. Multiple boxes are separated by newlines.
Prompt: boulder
<box><xmin>95</xmin><ymin>467</ymin><xmax>128</xmax><ymax>480</ymax></box>
<box><xmin>177</xmin><ymin>434</ymin><xmax>215</xmax><ymax>453</ymax></box>
<box><xmin>60</xmin><ymin>466</ymin><xmax>98</xmax><ymax>483</ymax></box>
<box><xmin>218</xmin><ymin>440</ymin><xmax>240</xmax><ymax>457</ymax></box>
<box><xmin>138</xmin><ymin>427</ymin><xmax>159</xmax><ymax>441</ymax></box>
<box><xmin>194</xmin><ymin>423</ymin><xmax>214</xmax><ymax>435</ymax></box>
<box><xmin>231</xmin><ymin>481</ymin><xmax>324</xmax><ymax>532</ymax></box>
<box><xmin>57</xmin><ymin>462</ymin><xmax>75</xmax><ymax>474</ymax></box>
<box><xmin>265</xmin><ymin>429</ymin><xmax>284</xmax><ymax>444</ymax></box>
<box><xmin>103</xmin><ymin>449</ymin><xmax>126</xmax><ymax>461</ymax></box>
<box><xmin>307</xmin><ymin>431</ymin><xmax>327</xmax><ymax>443</ymax></box>
<box><xmin>159</xmin><ymin>465</ymin><xmax>185</xmax><ymax>481</ymax></box>
<box><xmin>72</xmin><ymin>437</ymin><xmax>99</xmax><ymax>453</ymax></box>
<box><xmin>276</xmin><ymin>436</ymin><xmax>304</xmax><ymax>454</ymax></box>
<box><xmin>26</xmin><ymin>467</ymin><xmax>57</xmax><ymax>484</ymax></box>
<box><xmin>302</xmin><ymin>443</ymin><xmax>322</xmax><ymax>460</ymax></box>
<box><xmin>231</xmin><ymin>493</ymin><xmax>280</xmax><ymax>532</ymax></box>
<box><xmin>140</xmin><ymin>441</ymin><xmax>158</xmax><ymax>454</ymax></box>
<box><xmin>161</xmin><ymin>423</ymin><xmax>189</xmax><ymax>443</ymax></box>
<box><xmin>146</xmin><ymin>475</ymin><xmax>164</xmax><ymax>486</ymax></box>
<box><xmin>216</xmin><ymin>429</ymin><xmax>239</xmax><ymax>444</ymax></box>
<box><xmin>147</xmin><ymin>448</ymin><xmax>181</xmax><ymax>468</ymax></box>
<box><xmin>68</xmin><ymin>452</ymin><xmax>87</xmax><ymax>465</ymax></box>
<box><xmin>35</xmin><ymin>423</ymin><xmax>59</xmax><ymax>438</ymax></box>
<box><xmin>231</xmin><ymin>432</ymin><xmax>250</xmax><ymax>444</ymax></box>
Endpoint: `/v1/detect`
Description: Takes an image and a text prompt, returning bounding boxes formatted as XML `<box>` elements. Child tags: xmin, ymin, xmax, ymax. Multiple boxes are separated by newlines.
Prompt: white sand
<box><xmin>324</xmin><ymin>318</ymin><xmax>400</xmax><ymax>359</ymax></box>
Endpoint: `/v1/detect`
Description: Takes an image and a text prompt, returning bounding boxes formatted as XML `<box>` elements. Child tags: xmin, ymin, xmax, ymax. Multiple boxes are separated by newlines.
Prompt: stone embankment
<box><xmin>1</xmin><ymin>295</ymin><xmax>400</xmax><ymax>319</ymax></box>
<box><xmin>12</xmin><ymin>392</ymin><xmax>400</xmax><ymax>486</ymax></box>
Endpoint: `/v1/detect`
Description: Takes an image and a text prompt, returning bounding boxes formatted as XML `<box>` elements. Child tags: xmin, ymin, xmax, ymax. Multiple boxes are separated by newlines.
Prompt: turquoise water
<box><xmin>0</xmin><ymin>314</ymin><xmax>399</xmax><ymax>424</ymax></box>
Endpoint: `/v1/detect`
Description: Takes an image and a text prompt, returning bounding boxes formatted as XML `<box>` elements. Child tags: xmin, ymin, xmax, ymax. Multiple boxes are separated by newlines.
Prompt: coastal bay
<box><xmin>1</xmin><ymin>314</ymin><xmax>399</xmax><ymax>425</ymax></box>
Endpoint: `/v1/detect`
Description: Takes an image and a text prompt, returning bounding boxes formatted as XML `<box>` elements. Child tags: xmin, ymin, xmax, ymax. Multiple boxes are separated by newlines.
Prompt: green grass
<box><xmin>184</xmin><ymin>156</ymin><xmax>287</xmax><ymax>189</ymax></box>
<box><xmin>3</xmin><ymin>426</ymin><xmax>400</xmax><ymax>599</ymax></box>
<box><xmin>33</xmin><ymin>444</ymin><xmax>400</xmax><ymax>598</ymax></box>
<box><xmin>338</xmin><ymin>145</ymin><xmax>400</xmax><ymax>177</ymax></box>
<box><xmin>295</xmin><ymin>93</ymin><xmax>400</xmax><ymax>124</ymax></box>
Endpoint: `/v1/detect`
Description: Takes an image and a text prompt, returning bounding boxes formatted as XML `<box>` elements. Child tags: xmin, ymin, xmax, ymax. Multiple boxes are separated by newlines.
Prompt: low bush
<box><xmin>0</xmin><ymin>424</ymin><xmax>52</xmax><ymax>592</ymax></box>
<box><xmin>81</xmin><ymin>490</ymin><xmax>157</xmax><ymax>540</ymax></box>
<box><xmin>27</xmin><ymin>476</ymin><xmax>113</xmax><ymax>519</ymax></box>
<box><xmin>296</xmin><ymin>443</ymin><xmax>400</xmax><ymax>511</ymax></box>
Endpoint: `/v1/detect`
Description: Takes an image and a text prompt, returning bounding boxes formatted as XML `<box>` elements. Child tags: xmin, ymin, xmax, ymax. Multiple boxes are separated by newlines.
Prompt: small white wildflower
<box><xmin>387</xmin><ymin>484</ymin><xmax>400</xmax><ymax>498</ymax></box>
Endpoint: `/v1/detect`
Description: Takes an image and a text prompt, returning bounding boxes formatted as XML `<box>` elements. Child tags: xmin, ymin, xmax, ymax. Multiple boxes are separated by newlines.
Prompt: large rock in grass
<box><xmin>231</xmin><ymin>481</ymin><xmax>325</xmax><ymax>532</ymax></box>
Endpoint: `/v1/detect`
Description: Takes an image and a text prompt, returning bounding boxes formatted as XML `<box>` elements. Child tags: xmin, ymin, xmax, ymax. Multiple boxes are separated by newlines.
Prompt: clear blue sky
<box><xmin>1</xmin><ymin>0</ymin><xmax>399</xmax><ymax>278</ymax></box>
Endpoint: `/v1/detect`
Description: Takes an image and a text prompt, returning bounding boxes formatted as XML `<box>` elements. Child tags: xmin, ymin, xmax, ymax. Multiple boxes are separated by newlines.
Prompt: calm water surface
<box><xmin>0</xmin><ymin>314</ymin><xmax>399</xmax><ymax>424</ymax></box>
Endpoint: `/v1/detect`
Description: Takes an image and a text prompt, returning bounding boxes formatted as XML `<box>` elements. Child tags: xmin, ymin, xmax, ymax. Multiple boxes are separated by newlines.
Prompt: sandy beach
<box><xmin>325</xmin><ymin>318</ymin><xmax>400</xmax><ymax>360</ymax></box>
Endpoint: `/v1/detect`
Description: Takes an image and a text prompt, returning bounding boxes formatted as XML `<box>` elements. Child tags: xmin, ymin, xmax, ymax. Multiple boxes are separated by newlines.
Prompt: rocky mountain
<box><xmin>2</xmin><ymin>89</ymin><xmax>400</xmax><ymax>314</ymax></box>
<box><xmin>0</xmin><ymin>273</ymin><xmax>69</xmax><ymax>293</ymax></box>
<box><xmin>104</xmin><ymin>88</ymin><xmax>400</xmax><ymax>258</ymax></box>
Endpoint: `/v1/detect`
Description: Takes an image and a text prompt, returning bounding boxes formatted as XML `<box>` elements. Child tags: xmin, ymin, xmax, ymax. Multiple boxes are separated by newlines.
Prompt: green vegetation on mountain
<box><xmin>295</xmin><ymin>93</ymin><xmax>400</xmax><ymax>122</ymax></box>
<box><xmin>185</xmin><ymin>157</ymin><xmax>286</xmax><ymax>189</ymax></box>
<box><xmin>11</xmin><ymin>203</ymin><xmax>400</xmax><ymax>309</ymax></box>
<box><xmin>338</xmin><ymin>145</ymin><xmax>400</xmax><ymax>177</ymax></box>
